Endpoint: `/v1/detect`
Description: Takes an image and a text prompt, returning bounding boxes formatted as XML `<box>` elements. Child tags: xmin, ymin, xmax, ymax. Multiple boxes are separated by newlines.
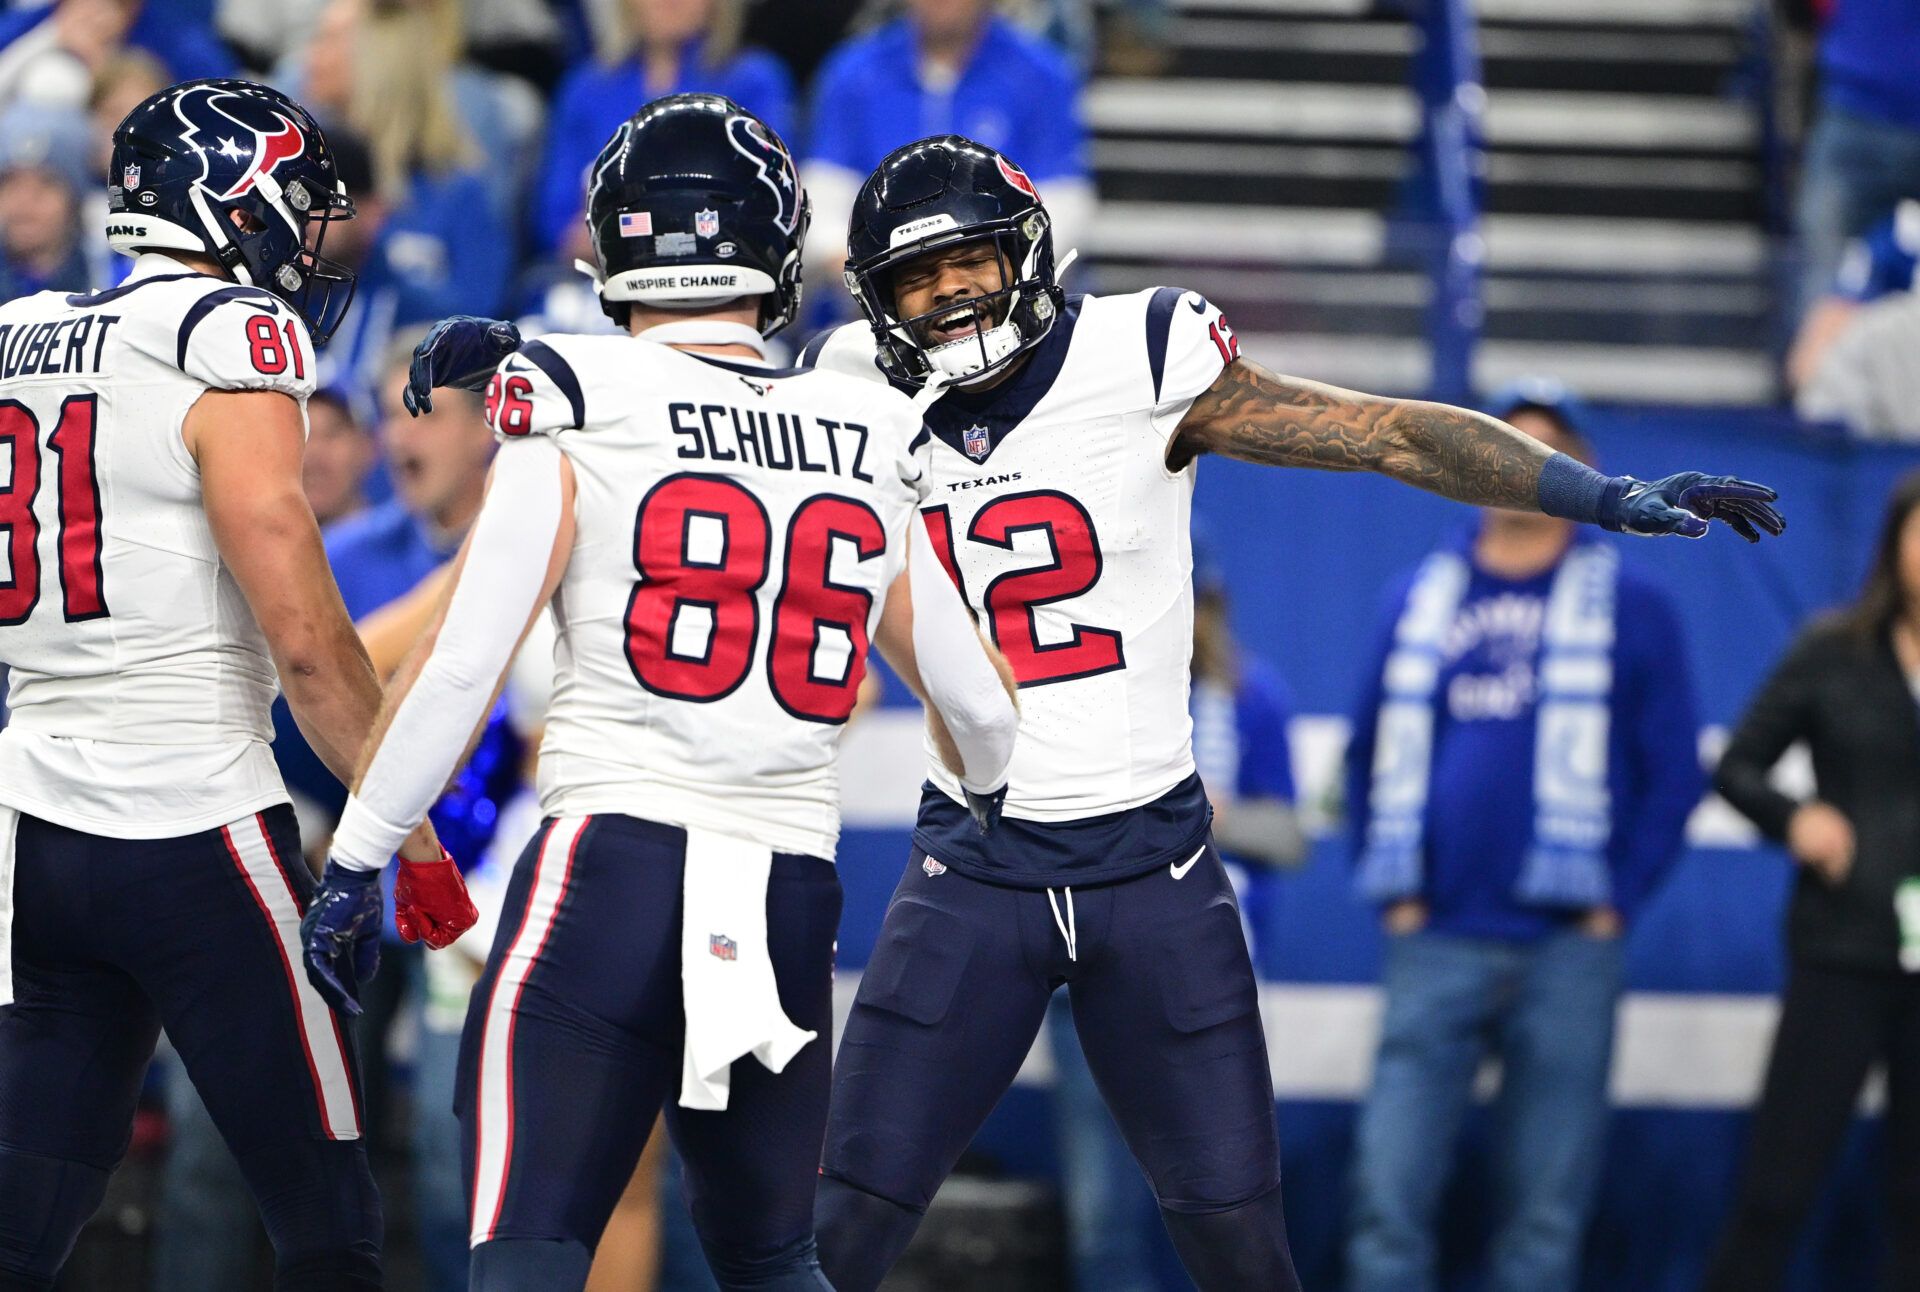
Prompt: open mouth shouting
<box><xmin>925</xmin><ymin>298</ymin><xmax>995</xmax><ymax>346</ymax></box>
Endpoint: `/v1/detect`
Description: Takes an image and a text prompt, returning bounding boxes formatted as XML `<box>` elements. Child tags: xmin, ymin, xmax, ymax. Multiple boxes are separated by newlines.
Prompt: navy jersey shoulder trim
<box><xmin>907</xmin><ymin>425</ymin><xmax>931</xmax><ymax>455</ymax></box>
<box><xmin>1145</xmin><ymin>286</ymin><xmax>1187</xmax><ymax>402</ymax></box>
<box><xmin>65</xmin><ymin>272</ymin><xmax>204</xmax><ymax>309</ymax></box>
<box><xmin>921</xmin><ymin>295</ymin><xmax>1083</xmax><ymax>466</ymax></box>
<box><xmin>174</xmin><ymin>285</ymin><xmax>281</xmax><ymax>371</ymax></box>
<box><xmin>683</xmin><ymin>352</ymin><xmax>810</xmax><ymax>380</ymax></box>
<box><xmin>796</xmin><ymin>327</ymin><xmax>835</xmax><ymax>368</ymax></box>
<box><xmin>519</xmin><ymin>340</ymin><xmax>586</xmax><ymax>430</ymax></box>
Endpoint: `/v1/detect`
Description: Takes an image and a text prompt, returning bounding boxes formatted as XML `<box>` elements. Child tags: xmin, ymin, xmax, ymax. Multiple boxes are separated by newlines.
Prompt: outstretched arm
<box><xmin>1169</xmin><ymin>358</ymin><xmax>1552</xmax><ymax>508</ymax></box>
<box><xmin>303</xmin><ymin>439</ymin><xmax>575</xmax><ymax>1014</ymax></box>
<box><xmin>332</xmin><ymin>439</ymin><xmax>576</xmax><ymax>868</ymax></box>
<box><xmin>1169</xmin><ymin>357</ymin><xmax>1784</xmax><ymax>541</ymax></box>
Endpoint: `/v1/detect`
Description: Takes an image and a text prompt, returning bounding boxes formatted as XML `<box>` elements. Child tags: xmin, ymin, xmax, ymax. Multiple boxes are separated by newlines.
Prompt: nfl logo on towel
<box><xmin>618</xmin><ymin>210</ymin><xmax>652</xmax><ymax>238</ymax></box>
<box><xmin>709</xmin><ymin>933</ymin><xmax>737</xmax><ymax>961</ymax></box>
<box><xmin>963</xmin><ymin>424</ymin><xmax>990</xmax><ymax>462</ymax></box>
<box><xmin>695</xmin><ymin>208</ymin><xmax>720</xmax><ymax>238</ymax></box>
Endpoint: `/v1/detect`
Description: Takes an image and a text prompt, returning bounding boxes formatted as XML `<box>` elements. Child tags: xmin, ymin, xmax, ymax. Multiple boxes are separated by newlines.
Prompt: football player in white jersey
<box><xmin>300</xmin><ymin>96</ymin><xmax>1019</xmax><ymax>1292</ymax></box>
<box><xmin>0</xmin><ymin>79</ymin><xmax>475</xmax><ymax>1291</ymax></box>
<box><xmin>790</xmin><ymin>137</ymin><xmax>1784</xmax><ymax>1292</ymax></box>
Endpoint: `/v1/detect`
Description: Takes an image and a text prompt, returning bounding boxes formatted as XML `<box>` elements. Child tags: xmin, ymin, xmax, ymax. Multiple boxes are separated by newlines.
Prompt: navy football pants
<box><xmin>456</xmin><ymin>815</ymin><xmax>838</xmax><ymax>1292</ymax></box>
<box><xmin>818</xmin><ymin>840</ymin><xmax>1300</xmax><ymax>1292</ymax></box>
<box><xmin>0</xmin><ymin>807</ymin><xmax>379</xmax><ymax>1291</ymax></box>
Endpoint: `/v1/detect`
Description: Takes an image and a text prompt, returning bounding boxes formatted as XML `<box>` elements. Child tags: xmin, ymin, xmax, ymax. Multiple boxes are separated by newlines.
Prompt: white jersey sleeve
<box><xmin>482</xmin><ymin>339</ymin><xmax>587</xmax><ymax>441</ymax></box>
<box><xmin>173</xmin><ymin>287</ymin><xmax>317</xmax><ymax>402</ymax></box>
<box><xmin>332</xmin><ymin>437</ymin><xmax>567</xmax><ymax>872</ymax></box>
<box><xmin>797</xmin><ymin>322</ymin><xmax>889</xmax><ymax>385</ymax></box>
<box><xmin>1144</xmin><ymin>287</ymin><xmax>1240</xmax><ymax>448</ymax></box>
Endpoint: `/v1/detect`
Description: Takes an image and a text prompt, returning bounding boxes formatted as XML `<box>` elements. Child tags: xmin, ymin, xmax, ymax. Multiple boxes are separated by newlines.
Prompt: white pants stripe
<box><xmin>469</xmin><ymin>815</ymin><xmax>588</xmax><ymax>1246</ymax></box>
<box><xmin>220</xmin><ymin>812</ymin><xmax>361</xmax><ymax>1140</ymax></box>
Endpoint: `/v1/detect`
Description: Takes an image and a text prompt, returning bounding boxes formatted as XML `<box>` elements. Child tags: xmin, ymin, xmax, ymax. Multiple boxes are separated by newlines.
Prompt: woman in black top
<box><xmin>1704</xmin><ymin>469</ymin><xmax>1920</xmax><ymax>1292</ymax></box>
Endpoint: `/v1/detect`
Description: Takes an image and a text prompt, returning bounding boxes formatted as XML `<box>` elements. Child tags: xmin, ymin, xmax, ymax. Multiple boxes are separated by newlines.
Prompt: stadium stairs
<box><xmin>1085</xmin><ymin>0</ymin><xmax>1783</xmax><ymax>405</ymax></box>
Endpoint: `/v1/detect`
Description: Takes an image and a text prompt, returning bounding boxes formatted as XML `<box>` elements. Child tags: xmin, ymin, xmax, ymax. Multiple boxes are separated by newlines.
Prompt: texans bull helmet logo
<box><xmin>725</xmin><ymin>113</ymin><xmax>801</xmax><ymax>236</ymax></box>
<box><xmin>172</xmin><ymin>83</ymin><xmax>309</xmax><ymax>203</ymax></box>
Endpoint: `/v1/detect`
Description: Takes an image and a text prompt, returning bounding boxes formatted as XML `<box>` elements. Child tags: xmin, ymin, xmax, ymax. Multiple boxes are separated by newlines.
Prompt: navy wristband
<box><xmin>1535</xmin><ymin>452</ymin><xmax>1616</xmax><ymax>526</ymax></box>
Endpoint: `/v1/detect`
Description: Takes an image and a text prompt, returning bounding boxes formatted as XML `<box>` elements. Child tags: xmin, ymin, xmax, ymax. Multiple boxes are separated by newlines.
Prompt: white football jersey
<box><xmin>488</xmin><ymin>329</ymin><xmax>930</xmax><ymax>859</ymax></box>
<box><xmin>0</xmin><ymin>253</ymin><xmax>316</xmax><ymax>836</ymax></box>
<box><xmin>807</xmin><ymin>287</ymin><xmax>1241</xmax><ymax>823</ymax></box>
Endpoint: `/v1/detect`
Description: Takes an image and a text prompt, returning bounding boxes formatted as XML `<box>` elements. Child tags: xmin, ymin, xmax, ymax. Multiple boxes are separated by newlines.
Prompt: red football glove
<box><xmin>393</xmin><ymin>850</ymin><xmax>478</xmax><ymax>950</ymax></box>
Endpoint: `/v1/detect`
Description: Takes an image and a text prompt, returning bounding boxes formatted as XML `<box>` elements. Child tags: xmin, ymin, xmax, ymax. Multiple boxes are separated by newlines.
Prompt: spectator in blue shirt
<box><xmin>1343</xmin><ymin>382</ymin><xmax>1702</xmax><ymax>1292</ymax></box>
<box><xmin>293</xmin><ymin>0</ymin><xmax>513</xmax><ymax>414</ymax></box>
<box><xmin>1793</xmin><ymin>1</ymin><xmax>1920</xmax><ymax>315</ymax></box>
<box><xmin>302</xmin><ymin>388</ymin><xmax>377</xmax><ymax>529</ymax></box>
<box><xmin>802</xmin><ymin>0</ymin><xmax>1094</xmax><ymax>313</ymax></box>
<box><xmin>1048</xmin><ymin>545</ymin><xmax>1304</xmax><ymax>1292</ymax></box>
<box><xmin>0</xmin><ymin>102</ymin><xmax>95</xmax><ymax>301</ymax></box>
<box><xmin>1789</xmin><ymin>196</ymin><xmax>1919</xmax><ymax>391</ymax></box>
<box><xmin>0</xmin><ymin>0</ymin><xmax>232</xmax><ymax>112</ymax></box>
<box><xmin>534</xmin><ymin>0</ymin><xmax>796</xmax><ymax>258</ymax></box>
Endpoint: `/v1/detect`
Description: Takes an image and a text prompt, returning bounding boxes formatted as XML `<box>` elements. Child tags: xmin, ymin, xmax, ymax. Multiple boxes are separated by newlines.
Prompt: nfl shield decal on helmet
<box><xmin>922</xmin><ymin>857</ymin><xmax>947</xmax><ymax>877</ymax></box>
<box><xmin>709</xmin><ymin>933</ymin><xmax>737</xmax><ymax>961</ymax></box>
<box><xmin>695</xmin><ymin>208</ymin><xmax>720</xmax><ymax>238</ymax></box>
<box><xmin>122</xmin><ymin>163</ymin><xmax>141</xmax><ymax>191</ymax></box>
<box><xmin>963</xmin><ymin>424</ymin><xmax>991</xmax><ymax>462</ymax></box>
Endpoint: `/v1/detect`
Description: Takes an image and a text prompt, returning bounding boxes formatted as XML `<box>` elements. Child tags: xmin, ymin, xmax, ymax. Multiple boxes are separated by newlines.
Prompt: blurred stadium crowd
<box><xmin>1</xmin><ymin>1</ymin><xmax>1920</xmax><ymax>1291</ymax></box>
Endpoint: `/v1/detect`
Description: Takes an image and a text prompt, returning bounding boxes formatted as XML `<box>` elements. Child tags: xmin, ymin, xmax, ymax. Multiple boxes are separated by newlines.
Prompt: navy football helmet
<box><xmin>845</xmin><ymin>136</ymin><xmax>1064</xmax><ymax>386</ymax></box>
<box><xmin>108</xmin><ymin>79</ymin><xmax>357</xmax><ymax>344</ymax></box>
<box><xmin>583</xmin><ymin>93</ymin><xmax>809</xmax><ymax>336</ymax></box>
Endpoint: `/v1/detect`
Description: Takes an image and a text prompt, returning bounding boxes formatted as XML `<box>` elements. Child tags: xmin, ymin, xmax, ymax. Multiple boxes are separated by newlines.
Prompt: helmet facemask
<box><xmin>848</xmin><ymin>207</ymin><xmax>1061</xmax><ymax>388</ymax></box>
<box><xmin>193</xmin><ymin>173</ymin><xmax>358</xmax><ymax>345</ymax></box>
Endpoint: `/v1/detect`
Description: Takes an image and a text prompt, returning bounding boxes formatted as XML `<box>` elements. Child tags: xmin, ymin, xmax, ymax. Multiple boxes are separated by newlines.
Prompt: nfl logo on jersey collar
<box><xmin>963</xmin><ymin>424</ymin><xmax>990</xmax><ymax>461</ymax></box>
<box><xmin>709</xmin><ymin>933</ymin><xmax>737</xmax><ymax>961</ymax></box>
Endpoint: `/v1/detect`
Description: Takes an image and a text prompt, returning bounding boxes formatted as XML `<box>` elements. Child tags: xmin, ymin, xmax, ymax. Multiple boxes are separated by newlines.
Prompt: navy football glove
<box><xmin>404</xmin><ymin>315</ymin><xmax>522</xmax><ymax>416</ymax></box>
<box><xmin>301</xmin><ymin>861</ymin><xmax>384</xmax><ymax>1017</ymax></box>
<box><xmin>964</xmin><ymin>783</ymin><xmax>1007</xmax><ymax>835</ymax></box>
<box><xmin>1603</xmin><ymin>472</ymin><xmax>1784</xmax><ymax>543</ymax></box>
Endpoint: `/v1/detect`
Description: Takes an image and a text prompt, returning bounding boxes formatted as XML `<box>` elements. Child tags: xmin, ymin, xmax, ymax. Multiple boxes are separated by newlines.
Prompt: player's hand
<box><xmin>963</xmin><ymin>782</ymin><xmax>1007</xmax><ymax>835</ymax></box>
<box><xmin>405</xmin><ymin>315</ymin><xmax>522</xmax><ymax>416</ymax></box>
<box><xmin>393</xmin><ymin>849</ymin><xmax>478</xmax><ymax>949</ymax></box>
<box><xmin>300</xmin><ymin>861</ymin><xmax>384</xmax><ymax>1017</ymax></box>
<box><xmin>1603</xmin><ymin>473</ymin><xmax>1784</xmax><ymax>542</ymax></box>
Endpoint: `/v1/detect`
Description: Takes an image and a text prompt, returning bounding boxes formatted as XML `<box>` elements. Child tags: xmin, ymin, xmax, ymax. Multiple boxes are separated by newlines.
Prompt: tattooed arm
<box><xmin>1167</xmin><ymin>356</ymin><xmax>1786</xmax><ymax>541</ymax></box>
<box><xmin>1167</xmin><ymin>356</ymin><xmax>1553</xmax><ymax>510</ymax></box>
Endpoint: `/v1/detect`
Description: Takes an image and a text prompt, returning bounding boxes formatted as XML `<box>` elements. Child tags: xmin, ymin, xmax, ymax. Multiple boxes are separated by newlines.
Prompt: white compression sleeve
<box><xmin>330</xmin><ymin>437</ymin><xmax>567</xmax><ymax>871</ymax></box>
<box><xmin>907</xmin><ymin>527</ymin><xmax>1018</xmax><ymax>792</ymax></box>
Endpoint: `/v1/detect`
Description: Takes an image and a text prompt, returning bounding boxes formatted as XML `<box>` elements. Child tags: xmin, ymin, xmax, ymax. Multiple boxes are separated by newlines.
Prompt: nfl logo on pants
<box><xmin>709</xmin><ymin>933</ymin><xmax>737</xmax><ymax>961</ymax></box>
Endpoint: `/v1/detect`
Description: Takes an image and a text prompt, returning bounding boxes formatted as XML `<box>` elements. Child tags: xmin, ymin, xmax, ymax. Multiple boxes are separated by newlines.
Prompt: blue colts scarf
<box><xmin>1356</xmin><ymin>539</ymin><xmax>1620</xmax><ymax>910</ymax></box>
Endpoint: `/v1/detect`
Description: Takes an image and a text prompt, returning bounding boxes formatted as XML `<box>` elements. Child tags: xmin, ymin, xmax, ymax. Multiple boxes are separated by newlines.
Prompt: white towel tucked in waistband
<box><xmin>679</xmin><ymin>828</ymin><xmax>817</xmax><ymax>1111</ymax></box>
<box><xmin>0</xmin><ymin>806</ymin><xmax>18</xmax><ymax>1006</ymax></box>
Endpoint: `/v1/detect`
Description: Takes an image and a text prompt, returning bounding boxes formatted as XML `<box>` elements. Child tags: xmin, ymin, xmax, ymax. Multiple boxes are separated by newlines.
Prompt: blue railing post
<box><xmin>1410</xmin><ymin>0</ymin><xmax>1487</xmax><ymax>404</ymax></box>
